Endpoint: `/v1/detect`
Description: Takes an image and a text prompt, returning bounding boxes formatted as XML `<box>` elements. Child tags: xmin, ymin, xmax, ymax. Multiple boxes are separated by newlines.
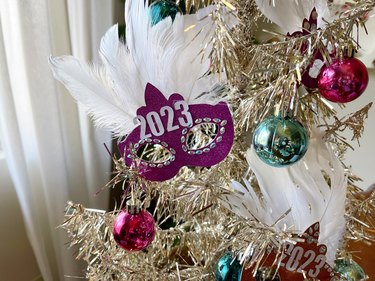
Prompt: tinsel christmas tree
<box><xmin>50</xmin><ymin>0</ymin><xmax>375</xmax><ymax>280</ymax></box>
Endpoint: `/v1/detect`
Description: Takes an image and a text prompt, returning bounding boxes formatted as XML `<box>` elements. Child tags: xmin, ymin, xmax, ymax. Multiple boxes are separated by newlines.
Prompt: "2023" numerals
<box><xmin>134</xmin><ymin>100</ymin><xmax>193</xmax><ymax>139</ymax></box>
<box><xmin>277</xmin><ymin>243</ymin><xmax>327</xmax><ymax>278</ymax></box>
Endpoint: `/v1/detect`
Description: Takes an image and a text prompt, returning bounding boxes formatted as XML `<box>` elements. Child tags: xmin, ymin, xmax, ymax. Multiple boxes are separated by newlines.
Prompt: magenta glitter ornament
<box><xmin>317</xmin><ymin>57</ymin><xmax>369</xmax><ymax>103</ymax></box>
<box><xmin>112</xmin><ymin>209</ymin><xmax>156</xmax><ymax>252</ymax></box>
<box><xmin>118</xmin><ymin>83</ymin><xmax>234</xmax><ymax>181</ymax></box>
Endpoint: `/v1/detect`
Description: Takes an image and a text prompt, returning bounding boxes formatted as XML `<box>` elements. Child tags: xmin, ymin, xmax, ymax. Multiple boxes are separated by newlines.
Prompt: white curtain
<box><xmin>0</xmin><ymin>0</ymin><xmax>120</xmax><ymax>279</ymax></box>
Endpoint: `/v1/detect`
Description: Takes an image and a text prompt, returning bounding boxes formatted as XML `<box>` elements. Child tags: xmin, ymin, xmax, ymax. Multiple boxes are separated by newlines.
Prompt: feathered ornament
<box><xmin>49</xmin><ymin>0</ymin><xmax>236</xmax><ymax>137</ymax></box>
<box><xmin>254</xmin><ymin>0</ymin><xmax>332</xmax><ymax>33</ymax></box>
<box><xmin>255</xmin><ymin>0</ymin><xmax>334</xmax><ymax>88</ymax></box>
<box><xmin>50</xmin><ymin>0</ymin><xmax>238</xmax><ymax>181</ymax></box>
<box><xmin>222</xmin><ymin>127</ymin><xmax>347</xmax><ymax>267</ymax></box>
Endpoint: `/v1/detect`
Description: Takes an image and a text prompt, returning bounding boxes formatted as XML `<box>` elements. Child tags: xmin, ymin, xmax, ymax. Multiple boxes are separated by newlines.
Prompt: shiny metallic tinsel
<box><xmin>62</xmin><ymin>0</ymin><xmax>375</xmax><ymax>279</ymax></box>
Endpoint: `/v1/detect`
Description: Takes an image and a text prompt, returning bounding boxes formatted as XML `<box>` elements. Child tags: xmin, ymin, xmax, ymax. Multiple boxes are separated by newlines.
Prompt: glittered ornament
<box><xmin>252</xmin><ymin>116</ymin><xmax>309</xmax><ymax>167</ymax></box>
<box><xmin>241</xmin><ymin>223</ymin><xmax>342</xmax><ymax>281</ymax></box>
<box><xmin>335</xmin><ymin>258</ymin><xmax>367</xmax><ymax>281</ymax></box>
<box><xmin>215</xmin><ymin>252</ymin><xmax>242</xmax><ymax>281</ymax></box>
<box><xmin>112</xmin><ymin>207</ymin><xmax>156</xmax><ymax>252</ymax></box>
<box><xmin>149</xmin><ymin>0</ymin><xmax>181</xmax><ymax>25</ymax></box>
<box><xmin>317</xmin><ymin>57</ymin><xmax>368</xmax><ymax>103</ymax></box>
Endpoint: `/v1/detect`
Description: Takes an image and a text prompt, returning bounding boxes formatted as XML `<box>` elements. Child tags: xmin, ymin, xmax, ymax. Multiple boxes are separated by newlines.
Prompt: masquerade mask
<box><xmin>118</xmin><ymin>83</ymin><xmax>234</xmax><ymax>181</ymax></box>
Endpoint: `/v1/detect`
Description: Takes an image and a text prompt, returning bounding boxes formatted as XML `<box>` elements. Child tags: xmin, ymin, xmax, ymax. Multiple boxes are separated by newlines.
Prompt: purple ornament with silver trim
<box><xmin>118</xmin><ymin>83</ymin><xmax>234</xmax><ymax>181</ymax></box>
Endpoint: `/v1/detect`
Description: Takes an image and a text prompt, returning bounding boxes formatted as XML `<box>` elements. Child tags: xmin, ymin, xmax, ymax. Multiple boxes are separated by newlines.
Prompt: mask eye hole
<box><xmin>136</xmin><ymin>143</ymin><xmax>172</xmax><ymax>164</ymax></box>
<box><xmin>186</xmin><ymin>123</ymin><xmax>219</xmax><ymax>150</ymax></box>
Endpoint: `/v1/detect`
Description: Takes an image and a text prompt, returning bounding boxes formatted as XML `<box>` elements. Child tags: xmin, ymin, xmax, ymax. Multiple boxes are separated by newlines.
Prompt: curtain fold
<box><xmin>0</xmin><ymin>0</ymin><xmax>116</xmax><ymax>279</ymax></box>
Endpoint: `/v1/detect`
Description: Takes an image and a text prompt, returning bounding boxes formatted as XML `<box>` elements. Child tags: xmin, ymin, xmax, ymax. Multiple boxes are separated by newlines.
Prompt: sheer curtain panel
<box><xmin>0</xmin><ymin>0</ymin><xmax>116</xmax><ymax>280</ymax></box>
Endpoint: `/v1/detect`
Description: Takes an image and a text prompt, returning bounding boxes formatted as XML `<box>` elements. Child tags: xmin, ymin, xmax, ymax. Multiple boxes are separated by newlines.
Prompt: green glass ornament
<box><xmin>252</xmin><ymin>116</ymin><xmax>308</xmax><ymax>167</ymax></box>
<box><xmin>149</xmin><ymin>0</ymin><xmax>181</xmax><ymax>26</ymax></box>
<box><xmin>215</xmin><ymin>252</ymin><xmax>242</xmax><ymax>281</ymax></box>
<box><xmin>335</xmin><ymin>258</ymin><xmax>367</xmax><ymax>281</ymax></box>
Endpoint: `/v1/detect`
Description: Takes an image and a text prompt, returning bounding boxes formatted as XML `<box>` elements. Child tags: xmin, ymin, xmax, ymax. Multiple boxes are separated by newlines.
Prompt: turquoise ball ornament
<box><xmin>252</xmin><ymin>116</ymin><xmax>309</xmax><ymax>167</ymax></box>
<box><xmin>335</xmin><ymin>258</ymin><xmax>367</xmax><ymax>281</ymax></box>
<box><xmin>149</xmin><ymin>0</ymin><xmax>181</xmax><ymax>26</ymax></box>
<box><xmin>215</xmin><ymin>252</ymin><xmax>242</xmax><ymax>281</ymax></box>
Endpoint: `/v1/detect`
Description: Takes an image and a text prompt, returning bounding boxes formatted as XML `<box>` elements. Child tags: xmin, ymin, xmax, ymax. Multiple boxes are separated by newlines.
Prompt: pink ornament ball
<box><xmin>113</xmin><ymin>209</ymin><xmax>156</xmax><ymax>252</ymax></box>
<box><xmin>317</xmin><ymin>57</ymin><xmax>368</xmax><ymax>103</ymax></box>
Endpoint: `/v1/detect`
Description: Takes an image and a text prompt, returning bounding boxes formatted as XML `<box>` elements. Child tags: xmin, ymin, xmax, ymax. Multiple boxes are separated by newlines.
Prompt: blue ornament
<box><xmin>215</xmin><ymin>252</ymin><xmax>242</xmax><ymax>281</ymax></box>
<box><xmin>335</xmin><ymin>258</ymin><xmax>367</xmax><ymax>281</ymax></box>
<box><xmin>252</xmin><ymin>116</ymin><xmax>308</xmax><ymax>167</ymax></box>
<box><xmin>149</xmin><ymin>0</ymin><xmax>181</xmax><ymax>26</ymax></box>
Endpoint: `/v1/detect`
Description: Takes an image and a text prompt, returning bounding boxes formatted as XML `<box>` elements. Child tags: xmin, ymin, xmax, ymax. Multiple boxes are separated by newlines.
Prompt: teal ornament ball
<box><xmin>149</xmin><ymin>0</ymin><xmax>181</xmax><ymax>26</ymax></box>
<box><xmin>252</xmin><ymin>116</ymin><xmax>308</xmax><ymax>167</ymax></box>
<box><xmin>335</xmin><ymin>258</ymin><xmax>367</xmax><ymax>281</ymax></box>
<box><xmin>215</xmin><ymin>252</ymin><xmax>242</xmax><ymax>281</ymax></box>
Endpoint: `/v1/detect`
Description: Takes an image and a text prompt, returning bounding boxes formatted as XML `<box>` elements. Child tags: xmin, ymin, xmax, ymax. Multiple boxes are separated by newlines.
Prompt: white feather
<box><xmin>255</xmin><ymin>0</ymin><xmax>332</xmax><ymax>32</ymax></box>
<box><xmin>50</xmin><ymin>1</ymin><xmax>237</xmax><ymax>136</ymax></box>
<box><xmin>49</xmin><ymin>56</ymin><xmax>135</xmax><ymax>136</ymax></box>
<box><xmin>223</xmin><ymin>128</ymin><xmax>347</xmax><ymax>266</ymax></box>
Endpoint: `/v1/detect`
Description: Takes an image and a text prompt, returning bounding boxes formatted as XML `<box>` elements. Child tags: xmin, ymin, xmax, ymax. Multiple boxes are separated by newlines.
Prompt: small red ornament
<box><xmin>112</xmin><ymin>207</ymin><xmax>156</xmax><ymax>252</ymax></box>
<box><xmin>317</xmin><ymin>57</ymin><xmax>368</xmax><ymax>103</ymax></box>
<box><xmin>241</xmin><ymin>223</ymin><xmax>341</xmax><ymax>281</ymax></box>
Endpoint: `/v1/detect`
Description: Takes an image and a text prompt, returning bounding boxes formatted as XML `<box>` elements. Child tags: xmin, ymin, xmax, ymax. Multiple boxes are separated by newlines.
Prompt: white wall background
<box><xmin>338</xmin><ymin>69</ymin><xmax>375</xmax><ymax>190</ymax></box>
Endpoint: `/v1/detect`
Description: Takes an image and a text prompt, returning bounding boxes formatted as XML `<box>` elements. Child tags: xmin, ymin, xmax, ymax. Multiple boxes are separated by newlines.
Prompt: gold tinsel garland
<box><xmin>61</xmin><ymin>0</ymin><xmax>375</xmax><ymax>280</ymax></box>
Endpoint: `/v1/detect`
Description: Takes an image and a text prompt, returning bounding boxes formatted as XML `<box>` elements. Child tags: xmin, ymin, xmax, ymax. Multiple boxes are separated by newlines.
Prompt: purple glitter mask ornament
<box><xmin>118</xmin><ymin>83</ymin><xmax>234</xmax><ymax>181</ymax></box>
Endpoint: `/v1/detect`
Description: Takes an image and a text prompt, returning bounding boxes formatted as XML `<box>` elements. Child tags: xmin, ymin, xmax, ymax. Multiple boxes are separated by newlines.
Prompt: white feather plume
<box><xmin>222</xmin><ymin>128</ymin><xmax>347</xmax><ymax>265</ymax></box>
<box><xmin>255</xmin><ymin>0</ymin><xmax>332</xmax><ymax>33</ymax></box>
<box><xmin>49</xmin><ymin>56</ymin><xmax>135</xmax><ymax>136</ymax></box>
<box><xmin>50</xmin><ymin>1</ymin><xmax>237</xmax><ymax>136</ymax></box>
